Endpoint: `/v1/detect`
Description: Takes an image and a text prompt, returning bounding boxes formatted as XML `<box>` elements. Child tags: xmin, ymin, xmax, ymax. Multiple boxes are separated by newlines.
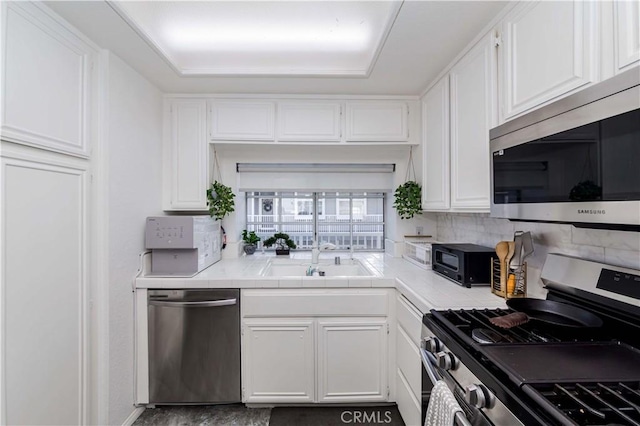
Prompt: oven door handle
<box><xmin>420</xmin><ymin>348</ymin><xmax>472</xmax><ymax>426</ymax></box>
<box><xmin>420</xmin><ymin>348</ymin><xmax>442</xmax><ymax>385</ymax></box>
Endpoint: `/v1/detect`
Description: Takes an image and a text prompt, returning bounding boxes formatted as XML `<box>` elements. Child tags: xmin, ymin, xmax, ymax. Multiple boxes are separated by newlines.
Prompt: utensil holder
<box><xmin>491</xmin><ymin>257</ymin><xmax>527</xmax><ymax>299</ymax></box>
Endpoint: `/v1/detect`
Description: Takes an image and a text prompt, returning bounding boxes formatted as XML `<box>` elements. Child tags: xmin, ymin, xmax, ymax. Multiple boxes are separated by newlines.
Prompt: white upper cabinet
<box><xmin>449</xmin><ymin>34</ymin><xmax>496</xmax><ymax>211</ymax></box>
<box><xmin>345</xmin><ymin>102</ymin><xmax>409</xmax><ymax>142</ymax></box>
<box><xmin>422</xmin><ymin>76</ymin><xmax>450</xmax><ymax>211</ymax></box>
<box><xmin>165</xmin><ymin>100</ymin><xmax>208</xmax><ymax>210</ymax></box>
<box><xmin>614</xmin><ymin>1</ymin><xmax>640</xmax><ymax>73</ymax></box>
<box><xmin>1</xmin><ymin>2</ymin><xmax>96</xmax><ymax>157</ymax></box>
<box><xmin>277</xmin><ymin>102</ymin><xmax>342</xmax><ymax>142</ymax></box>
<box><xmin>210</xmin><ymin>101</ymin><xmax>275</xmax><ymax>141</ymax></box>
<box><xmin>499</xmin><ymin>0</ymin><xmax>597</xmax><ymax>122</ymax></box>
<box><xmin>422</xmin><ymin>34</ymin><xmax>496</xmax><ymax>213</ymax></box>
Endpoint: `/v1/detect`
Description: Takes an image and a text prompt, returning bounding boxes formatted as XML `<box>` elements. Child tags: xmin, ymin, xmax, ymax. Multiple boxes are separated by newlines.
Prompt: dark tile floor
<box><xmin>133</xmin><ymin>404</ymin><xmax>271</xmax><ymax>426</ymax></box>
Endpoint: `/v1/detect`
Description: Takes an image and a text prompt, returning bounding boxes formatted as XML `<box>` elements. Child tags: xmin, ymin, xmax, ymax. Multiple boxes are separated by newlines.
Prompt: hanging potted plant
<box><xmin>206</xmin><ymin>151</ymin><xmax>236</xmax><ymax>220</ymax></box>
<box><xmin>393</xmin><ymin>148</ymin><xmax>422</xmax><ymax>219</ymax></box>
<box><xmin>207</xmin><ymin>181</ymin><xmax>235</xmax><ymax>220</ymax></box>
<box><xmin>241</xmin><ymin>230</ymin><xmax>261</xmax><ymax>255</ymax></box>
<box><xmin>263</xmin><ymin>232</ymin><xmax>297</xmax><ymax>256</ymax></box>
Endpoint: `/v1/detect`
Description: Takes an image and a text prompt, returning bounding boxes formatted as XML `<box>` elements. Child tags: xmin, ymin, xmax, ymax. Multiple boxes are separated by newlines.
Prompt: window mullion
<box><xmin>349</xmin><ymin>194</ymin><xmax>354</xmax><ymax>252</ymax></box>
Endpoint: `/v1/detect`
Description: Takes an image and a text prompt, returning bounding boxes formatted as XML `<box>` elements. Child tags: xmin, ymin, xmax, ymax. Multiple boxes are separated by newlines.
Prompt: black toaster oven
<box><xmin>431</xmin><ymin>243</ymin><xmax>494</xmax><ymax>287</ymax></box>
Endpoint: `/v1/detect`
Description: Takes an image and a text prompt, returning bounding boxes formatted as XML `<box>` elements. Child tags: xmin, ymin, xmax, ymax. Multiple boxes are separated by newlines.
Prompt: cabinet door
<box><xmin>242</xmin><ymin>319</ymin><xmax>315</xmax><ymax>403</ymax></box>
<box><xmin>421</xmin><ymin>77</ymin><xmax>450</xmax><ymax>211</ymax></box>
<box><xmin>614</xmin><ymin>1</ymin><xmax>640</xmax><ymax>73</ymax></box>
<box><xmin>210</xmin><ymin>101</ymin><xmax>275</xmax><ymax>141</ymax></box>
<box><xmin>500</xmin><ymin>1</ymin><xmax>597</xmax><ymax>121</ymax></box>
<box><xmin>345</xmin><ymin>102</ymin><xmax>408</xmax><ymax>142</ymax></box>
<box><xmin>317</xmin><ymin>319</ymin><xmax>387</xmax><ymax>402</ymax></box>
<box><xmin>450</xmin><ymin>34</ymin><xmax>496</xmax><ymax>211</ymax></box>
<box><xmin>277</xmin><ymin>102</ymin><xmax>342</xmax><ymax>141</ymax></box>
<box><xmin>166</xmin><ymin>100</ymin><xmax>208</xmax><ymax>210</ymax></box>
<box><xmin>2</xmin><ymin>154</ymin><xmax>89</xmax><ymax>425</ymax></box>
<box><xmin>1</xmin><ymin>2</ymin><xmax>94</xmax><ymax>157</ymax></box>
<box><xmin>396</xmin><ymin>369</ymin><xmax>422</xmax><ymax>426</ymax></box>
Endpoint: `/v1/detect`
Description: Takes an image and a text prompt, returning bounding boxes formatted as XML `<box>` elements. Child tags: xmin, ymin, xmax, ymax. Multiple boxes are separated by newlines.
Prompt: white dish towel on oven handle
<box><xmin>425</xmin><ymin>380</ymin><xmax>467</xmax><ymax>426</ymax></box>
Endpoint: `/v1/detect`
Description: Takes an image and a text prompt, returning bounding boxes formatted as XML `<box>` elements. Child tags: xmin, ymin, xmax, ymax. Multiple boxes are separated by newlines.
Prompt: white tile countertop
<box><xmin>136</xmin><ymin>252</ymin><xmax>511</xmax><ymax>313</ymax></box>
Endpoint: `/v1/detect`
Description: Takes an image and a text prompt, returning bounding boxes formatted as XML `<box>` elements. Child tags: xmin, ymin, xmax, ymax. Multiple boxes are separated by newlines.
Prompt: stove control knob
<box><xmin>435</xmin><ymin>351</ymin><xmax>459</xmax><ymax>371</ymax></box>
<box><xmin>423</xmin><ymin>337</ymin><xmax>443</xmax><ymax>353</ymax></box>
<box><xmin>465</xmin><ymin>384</ymin><xmax>496</xmax><ymax>409</ymax></box>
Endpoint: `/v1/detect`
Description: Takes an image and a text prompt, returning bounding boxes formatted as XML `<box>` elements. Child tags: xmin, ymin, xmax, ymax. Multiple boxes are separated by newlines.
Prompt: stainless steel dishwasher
<box><xmin>148</xmin><ymin>289</ymin><xmax>240</xmax><ymax>403</ymax></box>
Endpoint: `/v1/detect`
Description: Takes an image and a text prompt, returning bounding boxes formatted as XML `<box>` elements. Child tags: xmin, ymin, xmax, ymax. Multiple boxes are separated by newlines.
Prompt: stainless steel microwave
<box><xmin>489</xmin><ymin>69</ymin><xmax>640</xmax><ymax>231</ymax></box>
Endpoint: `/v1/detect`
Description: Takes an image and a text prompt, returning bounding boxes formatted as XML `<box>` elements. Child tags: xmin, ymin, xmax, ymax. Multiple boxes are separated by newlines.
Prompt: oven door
<box><xmin>420</xmin><ymin>348</ymin><xmax>490</xmax><ymax>426</ymax></box>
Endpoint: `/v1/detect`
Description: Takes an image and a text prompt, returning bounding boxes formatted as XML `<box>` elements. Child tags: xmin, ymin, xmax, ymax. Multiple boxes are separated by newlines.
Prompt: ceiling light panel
<box><xmin>112</xmin><ymin>1</ymin><xmax>402</xmax><ymax>76</ymax></box>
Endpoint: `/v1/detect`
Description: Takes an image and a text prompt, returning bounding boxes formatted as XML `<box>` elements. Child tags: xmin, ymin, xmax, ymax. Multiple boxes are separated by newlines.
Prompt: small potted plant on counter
<box><xmin>263</xmin><ymin>232</ymin><xmax>297</xmax><ymax>256</ymax></box>
<box><xmin>241</xmin><ymin>230</ymin><xmax>261</xmax><ymax>255</ymax></box>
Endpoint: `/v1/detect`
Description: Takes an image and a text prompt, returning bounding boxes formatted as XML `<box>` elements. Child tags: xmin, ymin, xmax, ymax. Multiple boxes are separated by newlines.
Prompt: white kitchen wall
<box><xmin>106</xmin><ymin>52</ymin><xmax>163</xmax><ymax>424</ymax></box>
<box><xmin>214</xmin><ymin>144</ymin><xmax>437</xmax><ymax>258</ymax></box>
<box><xmin>427</xmin><ymin>212</ymin><xmax>640</xmax><ymax>298</ymax></box>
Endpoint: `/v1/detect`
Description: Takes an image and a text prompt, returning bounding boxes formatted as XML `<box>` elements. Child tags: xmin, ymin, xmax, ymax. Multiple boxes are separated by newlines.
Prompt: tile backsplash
<box><xmin>430</xmin><ymin>213</ymin><xmax>640</xmax><ymax>298</ymax></box>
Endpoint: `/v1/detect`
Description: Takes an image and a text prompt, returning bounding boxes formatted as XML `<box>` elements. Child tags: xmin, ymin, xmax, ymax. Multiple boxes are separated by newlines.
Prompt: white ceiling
<box><xmin>46</xmin><ymin>1</ymin><xmax>508</xmax><ymax>95</ymax></box>
<box><xmin>111</xmin><ymin>1</ymin><xmax>403</xmax><ymax>77</ymax></box>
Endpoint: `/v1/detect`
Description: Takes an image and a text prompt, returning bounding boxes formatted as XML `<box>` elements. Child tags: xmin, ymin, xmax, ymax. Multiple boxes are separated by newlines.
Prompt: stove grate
<box><xmin>528</xmin><ymin>382</ymin><xmax>640</xmax><ymax>426</ymax></box>
<box><xmin>442</xmin><ymin>308</ymin><xmax>575</xmax><ymax>344</ymax></box>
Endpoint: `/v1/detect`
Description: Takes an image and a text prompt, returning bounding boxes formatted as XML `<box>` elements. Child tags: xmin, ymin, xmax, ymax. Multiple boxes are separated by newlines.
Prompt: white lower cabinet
<box><xmin>242</xmin><ymin>319</ymin><xmax>315</xmax><ymax>403</ymax></box>
<box><xmin>396</xmin><ymin>369</ymin><xmax>422</xmax><ymax>426</ymax></box>
<box><xmin>395</xmin><ymin>294</ymin><xmax>425</xmax><ymax>426</ymax></box>
<box><xmin>241</xmin><ymin>289</ymin><xmax>391</xmax><ymax>404</ymax></box>
<box><xmin>317</xmin><ymin>319</ymin><xmax>388</xmax><ymax>402</ymax></box>
<box><xmin>2</xmin><ymin>147</ymin><xmax>90</xmax><ymax>425</ymax></box>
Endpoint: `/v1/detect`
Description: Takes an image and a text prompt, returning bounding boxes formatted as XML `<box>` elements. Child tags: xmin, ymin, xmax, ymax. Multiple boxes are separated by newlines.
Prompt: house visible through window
<box><xmin>246</xmin><ymin>192</ymin><xmax>385</xmax><ymax>251</ymax></box>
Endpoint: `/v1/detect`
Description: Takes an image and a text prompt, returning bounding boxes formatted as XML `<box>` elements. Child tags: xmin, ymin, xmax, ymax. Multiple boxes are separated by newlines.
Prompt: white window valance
<box><xmin>236</xmin><ymin>163</ymin><xmax>395</xmax><ymax>192</ymax></box>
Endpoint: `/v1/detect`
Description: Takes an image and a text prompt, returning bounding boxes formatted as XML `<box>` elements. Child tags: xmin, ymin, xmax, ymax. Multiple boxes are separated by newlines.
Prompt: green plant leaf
<box><xmin>262</xmin><ymin>232</ymin><xmax>296</xmax><ymax>249</ymax></box>
<box><xmin>207</xmin><ymin>181</ymin><xmax>236</xmax><ymax>220</ymax></box>
<box><xmin>393</xmin><ymin>180</ymin><xmax>422</xmax><ymax>219</ymax></box>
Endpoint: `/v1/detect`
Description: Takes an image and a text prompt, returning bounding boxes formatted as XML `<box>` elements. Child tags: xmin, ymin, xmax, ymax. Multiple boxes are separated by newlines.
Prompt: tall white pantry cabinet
<box><xmin>0</xmin><ymin>2</ymin><xmax>100</xmax><ymax>425</ymax></box>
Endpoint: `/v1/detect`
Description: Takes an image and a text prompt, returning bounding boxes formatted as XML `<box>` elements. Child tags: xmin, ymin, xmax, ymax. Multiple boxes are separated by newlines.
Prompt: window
<box><xmin>246</xmin><ymin>192</ymin><xmax>385</xmax><ymax>251</ymax></box>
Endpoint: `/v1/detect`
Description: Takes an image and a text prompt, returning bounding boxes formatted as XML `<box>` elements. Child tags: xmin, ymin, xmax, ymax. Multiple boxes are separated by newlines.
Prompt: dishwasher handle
<box><xmin>149</xmin><ymin>298</ymin><xmax>237</xmax><ymax>308</ymax></box>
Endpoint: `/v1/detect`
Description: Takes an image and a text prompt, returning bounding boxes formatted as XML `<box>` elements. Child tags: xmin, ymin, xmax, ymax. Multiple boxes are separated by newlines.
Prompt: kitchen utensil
<box><xmin>472</xmin><ymin>328</ymin><xmax>506</xmax><ymax>344</ymax></box>
<box><xmin>495</xmin><ymin>241</ymin><xmax>509</xmax><ymax>290</ymax></box>
<box><xmin>521</xmin><ymin>232</ymin><xmax>534</xmax><ymax>262</ymax></box>
<box><xmin>507</xmin><ymin>298</ymin><xmax>603</xmax><ymax>328</ymax></box>
<box><xmin>507</xmin><ymin>273</ymin><xmax>516</xmax><ymax>294</ymax></box>
<box><xmin>505</xmin><ymin>241</ymin><xmax>515</xmax><ymax>271</ymax></box>
<box><xmin>511</xmin><ymin>231</ymin><xmax>524</xmax><ymax>267</ymax></box>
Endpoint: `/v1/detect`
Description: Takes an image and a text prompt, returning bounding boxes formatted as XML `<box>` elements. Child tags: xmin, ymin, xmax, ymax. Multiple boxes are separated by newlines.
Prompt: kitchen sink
<box><xmin>261</xmin><ymin>258</ymin><xmax>375</xmax><ymax>277</ymax></box>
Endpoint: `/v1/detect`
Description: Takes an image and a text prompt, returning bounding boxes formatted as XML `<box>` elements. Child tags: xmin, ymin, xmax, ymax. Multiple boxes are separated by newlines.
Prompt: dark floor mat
<box><xmin>133</xmin><ymin>404</ymin><xmax>270</xmax><ymax>426</ymax></box>
<box><xmin>269</xmin><ymin>405</ymin><xmax>404</xmax><ymax>426</ymax></box>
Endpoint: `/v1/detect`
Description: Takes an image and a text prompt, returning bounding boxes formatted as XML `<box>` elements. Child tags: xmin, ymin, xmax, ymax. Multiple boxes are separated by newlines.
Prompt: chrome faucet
<box><xmin>311</xmin><ymin>240</ymin><xmax>336</xmax><ymax>264</ymax></box>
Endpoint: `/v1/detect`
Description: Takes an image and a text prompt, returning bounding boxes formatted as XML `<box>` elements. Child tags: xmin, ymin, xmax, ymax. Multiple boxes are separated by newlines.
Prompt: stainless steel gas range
<box><xmin>420</xmin><ymin>253</ymin><xmax>640</xmax><ymax>425</ymax></box>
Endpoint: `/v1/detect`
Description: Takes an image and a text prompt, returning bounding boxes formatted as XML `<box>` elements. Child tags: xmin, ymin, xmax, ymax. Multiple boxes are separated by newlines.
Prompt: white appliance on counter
<box><xmin>145</xmin><ymin>216</ymin><xmax>221</xmax><ymax>277</ymax></box>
